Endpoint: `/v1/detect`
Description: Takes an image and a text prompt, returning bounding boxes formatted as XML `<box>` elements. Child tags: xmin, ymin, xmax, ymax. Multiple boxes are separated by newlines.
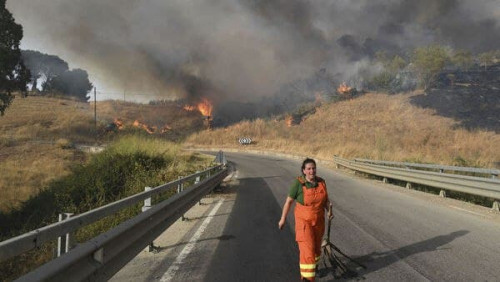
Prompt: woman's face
<box><xmin>302</xmin><ymin>163</ymin><xmax>316</xmax><ymax>180</ymax></box>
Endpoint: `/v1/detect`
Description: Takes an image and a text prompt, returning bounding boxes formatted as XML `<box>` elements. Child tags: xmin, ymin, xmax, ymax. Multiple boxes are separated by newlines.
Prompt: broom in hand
<box><xmin>320</xmin><ymin>217</ymin><xmax>366</xmax><ymax>278</ymax></box>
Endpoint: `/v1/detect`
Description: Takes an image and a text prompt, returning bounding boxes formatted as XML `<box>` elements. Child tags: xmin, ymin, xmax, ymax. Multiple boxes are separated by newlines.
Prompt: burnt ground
<box><xmin>410</xmin><ymin>64</ymin><xmax>500</xmax><ymax>133</ymax></box>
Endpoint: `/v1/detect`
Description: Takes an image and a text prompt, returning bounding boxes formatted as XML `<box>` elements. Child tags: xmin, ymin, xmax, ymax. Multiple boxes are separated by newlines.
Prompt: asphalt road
<box><xmin>113</xmin><ymin>152</ymin><xmax>500</xmax><ymax>281</ymax></box>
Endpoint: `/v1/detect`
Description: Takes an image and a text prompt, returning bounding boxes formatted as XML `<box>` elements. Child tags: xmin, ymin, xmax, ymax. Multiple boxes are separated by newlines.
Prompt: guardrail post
<box><xmin>439</xmin><ymin>189</ymin><xmax>447</xmax><ymax>198</ymax></box>
<box><xmin>178</xmin><ymin>176</ymin><xmax>186</xmax><ymax>221</ymax></box>
<box><xmin>492</xmin><ymin>201</ymin><xmax>500</xmax><ymax>212</ymax></box>
<box><xmin>64</xmin><ymin>213</ymin><xmax>73</xmax><ymax>254</ymax></box>
<box><xmin>195</xmin><ymin>171</ymin><xmax>204</xmax><ymax>205</ymax></box>
<box><xmin>93</xmin><ymin>248</ymin><xmax>104</xmax><ymax>264</ymax></box>
<box><xmin>141</xmin><ymin>187</ymin><xmax>156</xmax><ymax>252</ymax></box>
<box><xmin>177</xmin><ymin>176</ymin><xmax>182</xmax><ymax>194</ymax></box>
<box><xmin>57</xmin><ymin>213</ymin><xmax>73</xmax><ymax>257</ymax></box>
<box><xmin>142</xmin><ymin>187</ymin><xmax>152</xmax><ymax>212</ymax></box>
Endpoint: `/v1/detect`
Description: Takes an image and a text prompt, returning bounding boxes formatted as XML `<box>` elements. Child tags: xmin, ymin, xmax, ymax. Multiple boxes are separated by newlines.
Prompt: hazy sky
<box><xmin>7</xmin><ymin>0</ymin><xmax>500</xmax><ymax>102</ymax></box>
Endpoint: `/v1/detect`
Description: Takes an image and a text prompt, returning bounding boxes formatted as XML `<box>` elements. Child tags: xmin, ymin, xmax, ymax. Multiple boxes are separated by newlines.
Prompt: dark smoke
<box><xmin>6</xmin><ymin>0</ymin><xmax>500</xmax><ymax>106</ymax></box>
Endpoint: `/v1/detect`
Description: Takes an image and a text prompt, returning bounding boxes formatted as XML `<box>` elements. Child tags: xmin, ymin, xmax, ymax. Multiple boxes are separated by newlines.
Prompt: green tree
<box><xmin>43</xmin><ymin>69</ymin><xmax>93</xmax><ymax>101</ymax></box>
<box><xmin>411</xmin><ymin>45</ymin><xmax>450</xmax><ymax>90</ymax></box>
<box><xmin>451</xmin><ymin>49</ymin><xmax>473</xmax><ymax>71</ymax></box>
<box><xmin>370</xmin><ymin>52</ymin><xmax>408</xmax><ymax>92</ymax></box>
<box><xmin>387</xmin><ymin>55</ymin><xmax>407</xmax><ymax>73</ymax></box>
<box><xmin>375</xmin><ymin>51</ymin><xmax>407</xmax><ymax>73</ymax></box>
<box><xmin>0</xmin><ymin>0</ymin><xmax>30</xmax><ymax>115</ymax></box>
<box><xmin>21</xmin><ymin>50</ymin><xmax>69</xmax><ymax>92</ymax></box>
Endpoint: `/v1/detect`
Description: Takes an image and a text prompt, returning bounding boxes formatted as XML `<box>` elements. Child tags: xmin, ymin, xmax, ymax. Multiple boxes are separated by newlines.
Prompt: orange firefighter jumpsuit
<box><xmin>294</xmin><ymin>177</ymin><xmax>328</xmax><ymax>281</ymax></box>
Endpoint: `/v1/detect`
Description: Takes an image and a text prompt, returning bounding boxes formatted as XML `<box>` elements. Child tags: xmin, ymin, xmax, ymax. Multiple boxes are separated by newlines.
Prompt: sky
<box><xmin>6</xmin><ymin>0</ymin><xmax>500</xmax><ymax>102</ymax></box>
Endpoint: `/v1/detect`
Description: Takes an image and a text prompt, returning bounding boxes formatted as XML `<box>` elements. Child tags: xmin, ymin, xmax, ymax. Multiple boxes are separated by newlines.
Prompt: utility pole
<box><xmin>94</xmin><ymin>87</ymin><xmax>97</xmax><ymax>144</ymax></box>
<box><xmin>123</xmin><ymin>89</ymin><xmax>125</xmax><ymax>102</ymax></box>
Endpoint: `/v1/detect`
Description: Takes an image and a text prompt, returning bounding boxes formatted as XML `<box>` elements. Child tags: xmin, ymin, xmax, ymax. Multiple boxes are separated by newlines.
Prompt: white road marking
<box><xmin>160</xmin><ymin>199</ymin><xmax>224</xmax><ymax>282</ymax></box>
<box><xmin>449</xmin><ymin>205</ymin><xmax>485</xmax><ymax>217</ymax></box>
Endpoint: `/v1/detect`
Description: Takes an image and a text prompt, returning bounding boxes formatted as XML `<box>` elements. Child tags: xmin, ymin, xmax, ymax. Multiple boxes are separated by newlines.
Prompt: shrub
<box><xmin>0</xmin><ymin>135</ymin><xmax>212</xmax><ymax>280</ymax></box>
<box><xmin>55</xmin><ymin>138</ymin><xmax>74</xmax><ymax>149</ymax></box>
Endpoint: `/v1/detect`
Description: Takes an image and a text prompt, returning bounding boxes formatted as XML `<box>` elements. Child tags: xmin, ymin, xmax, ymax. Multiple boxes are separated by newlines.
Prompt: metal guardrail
<box><xmin>0</xmin><ymin>164</ymin><xmax>228</xmax><ymax>281</ymax></box>
<box><xmin>354</xmin><ymin>158</ymin><xmax>500</xmax><ymax>178</ymax></box>
<box><xmin>333</xmin><ymin>156</ymin><xmax>500</xmax><ymax>211</ymax></box>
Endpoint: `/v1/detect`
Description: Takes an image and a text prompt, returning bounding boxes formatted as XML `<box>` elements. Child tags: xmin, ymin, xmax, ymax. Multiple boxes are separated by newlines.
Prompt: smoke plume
<box><xmin>6</xmin><ymin>0</ymin><xmax>500</xmax><ymax>103</ymax></box>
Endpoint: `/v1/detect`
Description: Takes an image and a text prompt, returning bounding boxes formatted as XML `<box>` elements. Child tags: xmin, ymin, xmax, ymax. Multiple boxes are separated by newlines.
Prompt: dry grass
<box><xmin>0</xmin><ymin>96</ymin><xmax>92</xmax><ymax>212</ymax></box>
<box><xmin>0</xmin><ymin>96</ymin><xmax>205</xmax><ymax>212</ymax></box>
<box><xmin>186</xmin><ymin>91</ymin><xmax>500</xmax><ymax>168</ymax></box>
<box><xmin>94</xmin><ymin>100</ymin><xmax>204</xmax><ymax>140</ymax></box>
<box><xmin>0</xmin><ymin>96</ymin><xmax>95</xmax><ymax>143</ymax></box>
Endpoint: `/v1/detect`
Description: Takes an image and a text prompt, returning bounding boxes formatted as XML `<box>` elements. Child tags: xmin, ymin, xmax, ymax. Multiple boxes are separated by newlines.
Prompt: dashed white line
<box><xmin>160</xmin><ymin>199</ymin><xmax>224</xmax><ymax>282</ymax></box>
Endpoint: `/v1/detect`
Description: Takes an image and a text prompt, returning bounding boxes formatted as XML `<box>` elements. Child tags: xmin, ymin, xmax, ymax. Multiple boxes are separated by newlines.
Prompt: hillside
<box><xmin>0</xmin><ymin>96</ymin><xmax>205</xmax><ymax>211</ymax></box>
<box><xmin>95</xmin><ymin>100</ymin><xmax>205</xmax><ymax>140</ymax></box>
<box><xmin>0</xmin><ymin>96</ymin><xmax>93</xmax><ymax>211</ymax></box>
<box><xmin>186</xmin><ymin>91</ymin><xmax>500</xmax><ymax>169</ymax></box>
<box><xmin>411</xmin><ymin>63</ymin><xmax>500</xmax><ymax>132</ymax></box>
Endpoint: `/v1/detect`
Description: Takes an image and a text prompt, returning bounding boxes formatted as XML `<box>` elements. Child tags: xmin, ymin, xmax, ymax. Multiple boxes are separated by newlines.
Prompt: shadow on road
<box><xmin>203</xmin><ymin>177</ymin><xmax>299</xmax><ymax>281</ymax></box>
<box><xmin>352</xmin><ymin>230</ymin><xmax>470</xmax><ymax>277</ymax></box>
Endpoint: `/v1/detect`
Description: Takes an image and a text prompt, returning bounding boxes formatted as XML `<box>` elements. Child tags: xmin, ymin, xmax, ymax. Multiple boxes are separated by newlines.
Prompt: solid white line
<box><xmin>449</xmin><ymin>205</ymin><xmax>484</xmax><ymax>217</ymax></box>
<box><xmin>160</xmin><ymin>199</ymin><xmax>224</xmax><ymax>282</ymax></box>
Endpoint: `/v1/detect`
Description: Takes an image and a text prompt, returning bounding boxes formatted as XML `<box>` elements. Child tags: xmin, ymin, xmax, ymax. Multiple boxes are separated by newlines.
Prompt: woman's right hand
<box><xmin>278</xmin><ymin>217</ymin><xmax>286</xmax><ymax>230</ymax></box>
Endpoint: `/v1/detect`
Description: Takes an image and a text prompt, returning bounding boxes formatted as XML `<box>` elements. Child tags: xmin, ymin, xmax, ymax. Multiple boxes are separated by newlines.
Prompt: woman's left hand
<box><xmin>328</xmin><ymin>209</ymin><xmax>334</xmax><ymax>220</ymax></box>
<box><xmin>327</xmin><ymin>203</ymin><xmax>334</xmax><ymax>220</ymax></box>
<box><xmin>278</xmin><ymin>217</ymin><xmax>286</xmax><ymax>230</ymax></box>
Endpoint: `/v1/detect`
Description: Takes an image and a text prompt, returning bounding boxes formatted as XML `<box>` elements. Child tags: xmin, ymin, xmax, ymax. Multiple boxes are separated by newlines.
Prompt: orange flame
<box><xmin>197</xmin><ymin>98</ymin><xmax>213</xmax><ymax>117</ymax></box>
<box><xmin>337</xmin><ymin>82</ymin><xmax>352</xmax><ymax>94</ymax></box>
<box><xmin>161</xmin><ymin>124</ymin><xmax>172</xmax><ymax>133</ymax></box>
<box><xmin>183</xmin><ymin>105</ymin><xmax>196</xmax><ymax>111</ymax></box>
<box><xmin>113</xmin><ymin>118</ymin><xmax>124</xmax><ymax>130</ymax></box>
<box><xmin>133</xmin><ymin>120</ymin><xmax>156</xmax><ymax>134</ymax></box>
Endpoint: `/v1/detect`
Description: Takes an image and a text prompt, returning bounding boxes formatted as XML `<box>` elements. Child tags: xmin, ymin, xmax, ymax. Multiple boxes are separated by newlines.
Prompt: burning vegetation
<box><xmin>182</xmin><ymin>97</ymin><xmax>214</xmax><ymax>130</ymax></box>
<box><xmin>337</xmin><ymin>82</ymin><xmax>357</xmax><ymax>98</ymax></box>
<box><xmin>113</xmin><ymin>118</ymin><xmax>124</xmax><ymax>130</ymax></box>
<box><xmin>197</xmin><ymin>98</ymin><xmax>213</xmax><ymax>117</ymax></box>
<box><xmin>183</xmin><ymin>105</ymin><xmax>196</xmax><ymax>111</ymax></box>
<box><xmin>183</xmin><ymin>97</ymin><xmax>213</xmax><ymax>117</ymax></box>
<box><xmin>285</xmin><ymin>115</ymin><xmax>302</xmax><ymax>127</ymax></box>
<box><xmin>132</xmin><ymin>120</ymin><xmax>156</xmax><ymax>134</ymax></box>
<box><xmin>105</xmin><ymin>118</ymin><xmax>172</xmax><ymax>135</ymax></box>
<box><xmin>96</xmin><ymin>99</ymin><xmax>206</xmax><ymax>140</ymax></box>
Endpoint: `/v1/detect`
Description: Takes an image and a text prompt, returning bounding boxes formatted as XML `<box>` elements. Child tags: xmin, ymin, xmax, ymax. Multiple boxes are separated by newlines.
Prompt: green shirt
<box><xmin>288</xmin><ymin>176</ymin><xmax>320</xmax><ymax>205</ymax></box>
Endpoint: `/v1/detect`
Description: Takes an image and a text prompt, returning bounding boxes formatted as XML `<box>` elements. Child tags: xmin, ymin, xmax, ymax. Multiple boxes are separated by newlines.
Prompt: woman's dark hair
<box><xmin>301</xmin><ymin>158</ymin><xmax>316</xmax><ymax>172</ymax></box>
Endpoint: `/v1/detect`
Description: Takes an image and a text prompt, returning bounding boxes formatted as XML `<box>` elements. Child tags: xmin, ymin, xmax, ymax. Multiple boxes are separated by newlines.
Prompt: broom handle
<box><xmin>327</xmin><ymin>217</ymin><xmax>332</xmax><ymax>240</ymax></box>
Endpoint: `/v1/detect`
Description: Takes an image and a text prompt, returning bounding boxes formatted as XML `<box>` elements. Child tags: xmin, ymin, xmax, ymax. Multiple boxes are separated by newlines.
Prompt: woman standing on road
<box><xmin>279</xmin><ymin>158</ymin><xmax>333</xmax><ymax>282</ymax></box>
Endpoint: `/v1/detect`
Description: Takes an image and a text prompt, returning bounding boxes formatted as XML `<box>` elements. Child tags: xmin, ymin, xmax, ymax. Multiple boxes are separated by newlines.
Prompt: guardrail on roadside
<box><xmin>333</xmin><ymin>156</ymin><xmax>500</xmax><ymax>211</ymax></box>
<box><xmin>354</xmin><ymin>158</ymin><xmax>499</xmax><ymax>178</ymax></box>
<box><xmin>0</xmin><ymin>162</ymin><xmax>229</xmax><ymax>281</ymax></box>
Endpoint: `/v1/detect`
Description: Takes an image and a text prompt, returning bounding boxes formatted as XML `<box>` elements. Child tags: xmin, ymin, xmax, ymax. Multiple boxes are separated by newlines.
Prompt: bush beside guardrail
<box><xmin>0</xmin><ymin>164</ymin><xmax>228</xmax><ymax>281</ymax></box>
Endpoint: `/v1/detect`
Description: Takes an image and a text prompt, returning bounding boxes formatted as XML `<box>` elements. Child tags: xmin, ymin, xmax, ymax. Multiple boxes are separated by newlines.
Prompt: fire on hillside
<box><xmin>183</xmin><ymin>97</ymin><xmax>213</xmax><ymax>117</ymax></box>
<box><xmin>114</xmin><ymin>118</ymin><xmax>124</xmax><ymax>130</ymax></box>
<box><xmin>337</xmin><ymin>82</ymin><xmax>357</xmax><ymax>98</ymax></box>
<box><xmin>133</xmin><ymin>120</ymin><xmax>156</xmax><ymax>134</ymax></box>
<box><xmin>183</xmin><ymin>97</ymin><xmax>213</xmax><ymax>129</ymax></box>
<box><xmin>105</xmin><ymin>119</ymin><xmax>172</xmax><ymax>134</ymax></box>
